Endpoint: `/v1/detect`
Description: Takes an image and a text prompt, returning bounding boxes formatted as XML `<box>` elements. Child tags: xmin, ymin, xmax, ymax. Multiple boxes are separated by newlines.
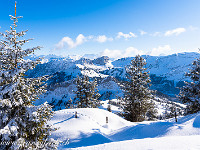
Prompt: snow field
<box><xmin>49</xmin><ymin>108</ymin><xmax>133</xmax><ymax>148</ymax></box>
<box><xmin>49</xmin><ymin>108</ymin><xmax>200</xmax><ymax>149</ymax></box>
<box><xmin>70</xmin><ymin>135</ymin><xmax>200</xmax><ymax>150</ymax></box>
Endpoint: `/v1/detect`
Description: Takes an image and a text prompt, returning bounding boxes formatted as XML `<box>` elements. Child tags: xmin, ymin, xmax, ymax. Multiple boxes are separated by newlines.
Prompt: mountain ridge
<box><xmin>25</xmin><ymin>52</ymin><xmax>200</xmax><ymax>109</ymax></box>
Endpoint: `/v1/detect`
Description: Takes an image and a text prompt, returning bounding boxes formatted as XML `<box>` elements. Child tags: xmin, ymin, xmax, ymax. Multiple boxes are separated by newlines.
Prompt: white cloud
<box><xmin>101</xmin><ymin>45</ymin><xmax>174</xmax><ymax>59</ymax></box>
<box><xmin>56</xmin><ymin>34</ymin><xmax>87</xmax><ymax>49</ymax></box>
<box><xmin>95</xmin><ymin>35</ymin><xmax>113</xmax><ymax>43</ymax></box>
<box><xmin>150</xmin><ymin>32</ymin><xmax>161</xmax><ymax>37</ymax></box>
<box><xmin>101</xmin><ymin>49</ymin><xmax>122</xmax><ymax>59</ymax></box>
<box><xmin>164</xmin><ymin>28</ymin><xmax>186</xmax><ymax>36</ymax></box>
<box><xmin>149</xmin><ymin>45</ymin><xmax>199</xmax><ymax>56</ymax></box>
<box><xmin>124</xmin><ymin>47</ymin><xmax>144</xmax><ymax>57</ymax></box>
<box><xmin>101</xmin><ymin>44</ymin><xmax>198</xmax><ymax>59</ymax></box>
<box><xmin>76</xmin><ymin>34</ymin><xmax>86</xmax><ymax>46</ymax></box>
<box><xmin>117</xmin><ymin>32</ymin><xmax>137</xmax><ymax>39</ymax></box>
<box><xmin>56</xmin><ymin>34</ymin><xmax>114</xmax><ymax>49</ymax></box>
<box><xmin>140</xmin><ymin>30</ymin><xmax>147</xmax><ymax>35</ymax></box>
<box><xmin>101</xmin><ymin>47</ymin><xmax>143</xmax><ymax>59</ymax></box>
<box><xmin>150</xmin><ymin>45</ymin><xmax>172</xmax><ymax>56</ymax></box>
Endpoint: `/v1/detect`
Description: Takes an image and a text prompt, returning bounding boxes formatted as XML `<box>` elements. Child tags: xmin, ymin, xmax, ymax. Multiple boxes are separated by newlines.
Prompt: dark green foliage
<box><xmin>179</xmin><ymin>58</ymin><xmax>200</xmax><ymax>114</ymax></box>
<box><xmin>74</xmin><ymin>76</ymin><xmax>101</xmax><ymax>108</ymax></box>
<box><xmin>122</xmin><ymin>55</ymin><xmax>156</xmax><ymax>122</ymax></box>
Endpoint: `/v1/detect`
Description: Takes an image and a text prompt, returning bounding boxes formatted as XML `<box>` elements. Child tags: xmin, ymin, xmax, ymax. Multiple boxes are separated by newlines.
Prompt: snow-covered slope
<box><xmin>49</xmin><ymin>108</ymin><xmax>133</xmax><ymax>149</ymax></box>
<box><xmin>72</xmin><ymin>135</ymin><xmax>200</xmax><ymax>150</ymax></box>
<box><xmin>48</xmin><ymin>108</ymin><xmax>200</xmax><ymax>149</ymax></box>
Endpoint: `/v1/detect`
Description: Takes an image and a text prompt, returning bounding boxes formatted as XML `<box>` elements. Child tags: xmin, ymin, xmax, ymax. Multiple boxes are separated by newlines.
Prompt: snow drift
<box><xmin>48</xmin><ymin>108</ymin><xmax>200</xmax><ymax>149</ymax></box>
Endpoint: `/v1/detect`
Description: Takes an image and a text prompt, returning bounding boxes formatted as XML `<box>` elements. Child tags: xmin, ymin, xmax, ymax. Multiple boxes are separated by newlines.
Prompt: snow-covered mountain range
<box><xmin>25</xmin><ymin>52</ymin><xmax>200</xmax><ymax>109</ymax></box>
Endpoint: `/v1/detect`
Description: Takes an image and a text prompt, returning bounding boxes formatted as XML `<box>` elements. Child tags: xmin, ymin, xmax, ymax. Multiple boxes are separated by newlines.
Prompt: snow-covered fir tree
<box><xmin>74</xmin><ymin>75</ymin><xmax>101</xmax><ymax>108</ymax></box>
<box><xmin>0</xmin><ymin>3</ymin><xmax>58</xmax><ymax>149</ymax></box>
<box><xmin>122</xmin><ymin>55</ymin><xmax>156</xmax><ymax>122</ymax></box>
<box><xmin>179</xmin><ymin>57</ymin><xmax>200</xmax><ymax>114</ymax></box>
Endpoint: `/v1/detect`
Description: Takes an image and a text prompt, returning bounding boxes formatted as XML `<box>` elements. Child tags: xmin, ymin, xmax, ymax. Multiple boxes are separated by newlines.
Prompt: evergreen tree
<box><xmin>179</xmin><ymin>57</ymin><xmax>200</xmax><ymax>114</ymax></box>
<box><xmin>0</xmin><ymin>3</ymin><xmax>58</xmax><ymax>149</ymax></box>
<box><xmin>122</xmin><ymin>55</ymin><xmax>156</xmax><ymax>122</ymax></box>
<box><xmin>74</xmin><ymin>76</ymin><xmax>101</xmax><ymax>108</ymax></box>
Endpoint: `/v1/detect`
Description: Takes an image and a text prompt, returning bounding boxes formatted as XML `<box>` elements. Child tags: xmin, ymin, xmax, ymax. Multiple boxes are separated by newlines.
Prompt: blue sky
<box><xmin>0</xmin><ymin>0</ymin><xmax>200</xmax><ymax>58</ymax></box>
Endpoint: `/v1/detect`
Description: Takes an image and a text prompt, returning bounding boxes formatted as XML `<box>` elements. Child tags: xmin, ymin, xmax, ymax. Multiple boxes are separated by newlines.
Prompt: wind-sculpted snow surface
<box><xmin>70</xmin><ymin>135</ymin><xmax>200</xmax><ymax>150</ymax></box>
<box><xmin>48</xmin><ymin>108</ymin><xmax>200</xmax><ymax>149</ymax></box>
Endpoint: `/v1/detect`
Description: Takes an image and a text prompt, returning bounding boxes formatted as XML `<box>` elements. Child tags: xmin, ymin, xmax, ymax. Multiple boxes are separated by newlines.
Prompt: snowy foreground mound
<box><xmin>48</xmin><ymin>108</ymin><xmax>200</xmax><ymax>149</ymax></box>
